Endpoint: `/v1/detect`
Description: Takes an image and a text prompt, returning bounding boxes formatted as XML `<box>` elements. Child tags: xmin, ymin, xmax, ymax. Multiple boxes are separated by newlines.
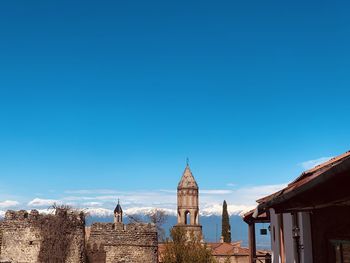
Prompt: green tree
<box><xmin>161</xmin><ymin>227</ymin><xmax>216</xmax><ymax>263</ymax></box>
<box><xmin>221</xmin><ymin>200</ymin><xmax>231</xmax><ymax>243</ymax></box>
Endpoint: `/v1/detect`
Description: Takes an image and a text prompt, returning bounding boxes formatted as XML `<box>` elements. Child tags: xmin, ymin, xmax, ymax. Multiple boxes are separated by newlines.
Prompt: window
<box><xmin>185</xmin><ymin>211</ymin><xmax>191</xmax><ymax>225</ymax></box>
<box><xmin>331</xmin><ymin>240</ymin><xmax>350</xmax><ymax>263</ymax></box>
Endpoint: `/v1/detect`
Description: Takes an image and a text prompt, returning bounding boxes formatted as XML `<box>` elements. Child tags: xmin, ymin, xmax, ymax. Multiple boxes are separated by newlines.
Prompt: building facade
<box><xmin>244</xmin><ymin>150</ymin><xmax>350</xmax><ymax>263</ymax></box>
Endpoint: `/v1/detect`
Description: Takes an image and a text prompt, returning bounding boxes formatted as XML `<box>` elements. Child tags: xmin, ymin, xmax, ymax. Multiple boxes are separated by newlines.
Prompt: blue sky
<box><xmin>0</xmin><ymin>0</ymin><xmax>350</xmax><ymax>215</ymax></box>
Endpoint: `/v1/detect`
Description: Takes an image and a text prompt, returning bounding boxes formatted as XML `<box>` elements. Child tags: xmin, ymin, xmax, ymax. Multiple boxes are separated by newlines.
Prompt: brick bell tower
<box><xmin>175</xmin><ymin>161</ymin><xmax>202</xmax><ymax>239</ymax></box>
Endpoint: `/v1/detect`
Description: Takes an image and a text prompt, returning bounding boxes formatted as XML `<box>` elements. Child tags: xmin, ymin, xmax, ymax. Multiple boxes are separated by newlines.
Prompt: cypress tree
<box><xmin>221</xmin><ymin>200</ymin><xmax>231</xmax><ymax>243</ymax></box>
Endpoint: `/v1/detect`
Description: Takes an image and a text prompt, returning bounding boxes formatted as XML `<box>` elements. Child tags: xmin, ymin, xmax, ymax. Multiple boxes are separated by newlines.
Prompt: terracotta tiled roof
<box><xmin>207</xmin><ymin>242</ymin><xmax>268</xmax><ymax>256</ymax></box>
<box><xmin>209</xmin><ymin>242</ymin><xmax>246</xmax><ymax>256</ymax></box>
<box><xmin>158</xmin><ymin>242</ymin><xmax>269</xmax><ymax>260</ymax></box>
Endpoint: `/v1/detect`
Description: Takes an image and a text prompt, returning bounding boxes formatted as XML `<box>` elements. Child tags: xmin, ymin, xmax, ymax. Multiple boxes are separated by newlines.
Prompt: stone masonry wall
<box><xmin>0</xmin><ymin>212</ymin><xmax>41</xmax><ymax>263</ymax></box>
<box><xmin>86</xmin><ymin>222</ymin><xmax>158</xmax><ymax>263</ymax></box>
<box><xmin>0</xmin><ymin>210</ymin><xmax>85</xmax><ymax>263</ymax></box>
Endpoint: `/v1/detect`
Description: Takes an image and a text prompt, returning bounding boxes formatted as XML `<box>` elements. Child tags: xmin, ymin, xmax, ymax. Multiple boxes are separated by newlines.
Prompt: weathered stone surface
<box><xmin>0</xmin><ymin>210</ymin><xmax>158</xmax><ymax>263</ymax></box>
<box><xmin>0</xmin><ymin>219</ymin><xmax>41</xmax><ymax>263</ymax></box>
<box><xmin>105</xmin><ymin>245</ymin><xmax>158</xmax><ymax>263</ymax></box>
<box><xmin>86</xmin><ymin>222</ymin><xmax>158</xmax><ymax>263</ymax></box>
<box><xmin>0</xmin><ymin>210</ymin><xmax>85</xmax><ymax>263</ymax></box>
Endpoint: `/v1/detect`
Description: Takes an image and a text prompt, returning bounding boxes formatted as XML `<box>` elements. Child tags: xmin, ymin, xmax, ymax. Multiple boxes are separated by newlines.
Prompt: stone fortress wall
<box><xmin>86</xmin><ymin>222</ymin><xmax>158</xmax><ymax>263</ymax></box>
<box><xmin>0</xmin><ymin>210</ymin><xmax>158</xmax><ymax>263</ymax></box>
<box><xmin>0</xmin><ymin>209</ymin><xmax>85</xmax><ymax>263</ymax></box>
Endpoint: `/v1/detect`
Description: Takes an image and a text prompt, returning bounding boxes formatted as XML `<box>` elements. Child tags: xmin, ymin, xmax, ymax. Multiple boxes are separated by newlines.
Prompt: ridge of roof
<box><xmin>290</xmin><ymin>151</ymin><xmax>350</xmax><ymax>185</ymax></box>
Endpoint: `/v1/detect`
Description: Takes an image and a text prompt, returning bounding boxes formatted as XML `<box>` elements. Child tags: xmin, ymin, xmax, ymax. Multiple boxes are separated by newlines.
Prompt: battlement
<box><xmin>0</xmin><ymin>209</ymin><xmax>85</xmax><ymax>263</ymax></box>
<box><xmin>88</xmin><ymin>222</ymin><xmax>157</xmax><ymax>247</ymax></box>
<box><xmin>3</xmin><ymin>209</ymin><xmax>84</xmax><ymax>225</ymax></box>
<box><xmin>87</xmin><ymin>222</ymin><xmax>158</xmax><ymax>263</ymax></box>
<box><xmin>90</xmin><ymin>222</ymin><xmax>156</xmax><ymax>233</ymax></box>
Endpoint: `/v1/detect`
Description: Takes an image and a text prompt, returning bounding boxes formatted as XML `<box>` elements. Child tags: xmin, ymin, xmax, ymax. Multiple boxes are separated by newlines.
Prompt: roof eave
<box><xmin>256</xmin><ymin>157</ymin><xmax>350</xmax><ymax>214</ymax></box>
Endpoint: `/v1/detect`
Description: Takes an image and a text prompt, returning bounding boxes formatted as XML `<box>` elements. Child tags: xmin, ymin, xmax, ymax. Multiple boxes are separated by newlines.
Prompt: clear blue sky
<box><xmin>0</xmin><ymin>0</ymin><xmax>350</xmax><ymax>211</ymax></box>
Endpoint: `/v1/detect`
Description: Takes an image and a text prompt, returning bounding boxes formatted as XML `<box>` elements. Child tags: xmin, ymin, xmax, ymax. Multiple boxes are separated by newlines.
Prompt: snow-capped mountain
<box><xmin>83</xmin><ymin>205</ymin><xmax>253</xmax><ymax>218</ymax></box>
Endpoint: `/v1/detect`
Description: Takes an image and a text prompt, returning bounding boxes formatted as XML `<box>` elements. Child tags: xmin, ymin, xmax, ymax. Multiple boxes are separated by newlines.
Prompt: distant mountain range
<box><xmin>86</xmin><ymin>214</ymin><xmax>271</xmax><ymax>250</ymax></box>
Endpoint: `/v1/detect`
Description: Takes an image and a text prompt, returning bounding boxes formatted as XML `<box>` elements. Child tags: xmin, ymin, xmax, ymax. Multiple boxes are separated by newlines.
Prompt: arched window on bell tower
<box><xmin>185</xmin><ymin>211</ymin><xmax>191</xmax><ymax>225</ymax></box>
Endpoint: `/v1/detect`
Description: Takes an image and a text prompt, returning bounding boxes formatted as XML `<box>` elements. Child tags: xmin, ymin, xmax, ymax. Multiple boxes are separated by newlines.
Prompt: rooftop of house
<box><xmin>244</xmin><ymin>150</ymin><xmax>350</xmax><ymax>220</ymax></box>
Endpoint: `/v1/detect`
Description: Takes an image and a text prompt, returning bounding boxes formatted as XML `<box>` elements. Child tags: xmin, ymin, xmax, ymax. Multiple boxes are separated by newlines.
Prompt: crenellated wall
<box><xmin>0</xmin><ymin>210</ymin><xmax>158</xmax><ymax>263</ymax></box>
<box><xmin>86</xmin><ymin>222</ymin><xmax>158</xmax><ymax>263</ymax></box>
<box><xmin>0</xmin><ymin>209</ymin><xmax>85</xmax><ymax>263</ymax></box>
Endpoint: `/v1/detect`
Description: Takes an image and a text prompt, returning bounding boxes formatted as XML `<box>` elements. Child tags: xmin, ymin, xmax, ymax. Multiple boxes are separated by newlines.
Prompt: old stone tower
<box><xmin>175</xmin><ymin>163</ymin><xmax>202</xmax><ymax>238</ymax></box>
<box><xmin>114</xmin><ymin>199</ymin><xmax>123</xmax><ymax>224</ymax></box>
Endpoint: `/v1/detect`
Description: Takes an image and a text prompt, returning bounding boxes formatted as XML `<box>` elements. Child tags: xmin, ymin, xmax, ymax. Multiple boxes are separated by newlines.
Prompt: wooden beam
<box><xmin>278</xmin><ymin>214</ymin><xmax>286</xmax><ymax>263</ymax></box>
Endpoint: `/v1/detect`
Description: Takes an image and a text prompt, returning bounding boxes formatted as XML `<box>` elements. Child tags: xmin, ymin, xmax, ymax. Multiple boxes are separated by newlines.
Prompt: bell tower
<box><xmin>175</xmin><ymin>162</ymin><xmax>202</xmax><ymax>238</ymax></box>
<box><xmin>114</xmin><ymin>199</ymin><xmax>123</xmax><ymax>224</ymax></box>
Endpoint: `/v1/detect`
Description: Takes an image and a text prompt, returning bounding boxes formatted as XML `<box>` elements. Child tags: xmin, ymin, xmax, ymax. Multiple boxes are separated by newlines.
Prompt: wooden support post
<box><xmin>278</xmin><ymin>214</ymin><xmax>286</xmax><ymax>263</ymax></box>
<box><xmin>248</xmin><ymin>223</ymin><xmax>256</xmax><ymax>263</ymax></box>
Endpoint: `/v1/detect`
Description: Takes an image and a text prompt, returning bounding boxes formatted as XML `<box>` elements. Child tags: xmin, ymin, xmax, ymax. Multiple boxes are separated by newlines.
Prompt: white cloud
<box><xmin>300</xmin><ymin>156</ymin><xmax>333</xmax><ymax>170</ymax></box>
<box><xmin>201</xmin><ymin>190</ymin><xmax>233</xmax><ymax>195</ymax></box>
<box><xmin>95</xmin><ymin>195</ymin><xmax>119</xmax><ymax>201</ymax></box>
<box><xmin>232</xmin><ymin>184</ymin><xmax>287</xmax><ymax>203</ymax></box>
<box><xmin>64</xmin><ymin>189</ymin><xmax>120</xmax><ymax>195</ymax></box>
<box><xmin>125</xmin><ymin>207</ymin><xmax>177</xmax><ymax>216</ymax></box>
<box><xmin>201</xmin><ymin>203</ymin><xmax>254</xmax><ymax>216</ymax></box>
<box><xmin>28</xmin><ymin>198</ymin><xmax>59</xmax><ymax>207</ymax></box>
<box><xmin>84</xmin><ymin>208</ymin><xmax>114</xmax><ymax>217</ymax></box>
<box><xmin>0</xmin><ymin>200</ymin><xmax>19</xmax><ymax>208</ymax></box>
<box><xmin>63</xmin><ymin>196</ymin><xmax>96</xmax><ymax>201</ymax></box>
<box><xmin>82</xmin><ymin>202</ymin><xmax>103</xmax><ymax>207</ymax></box>
<box><xmin>34</xmin><ymin>208</ymin><xmax>55</xmax><ymax>215</ymax></box>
